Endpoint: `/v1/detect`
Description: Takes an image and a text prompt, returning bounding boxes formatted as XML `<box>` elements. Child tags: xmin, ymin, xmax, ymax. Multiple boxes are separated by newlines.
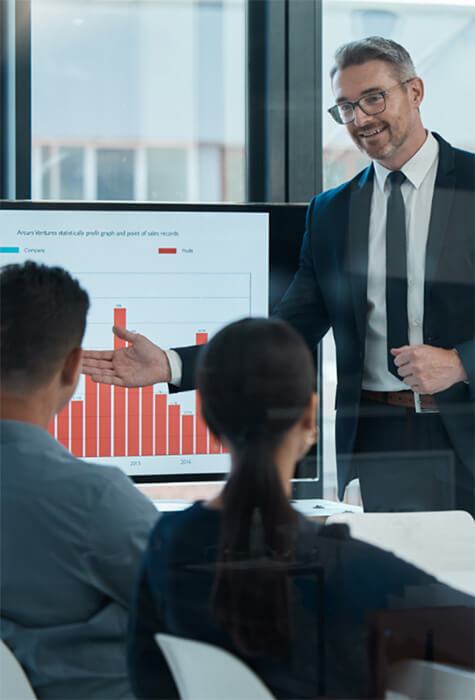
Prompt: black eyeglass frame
<box><xmin>327</xmin><ymin>78</ymin><xmax>415</xmax><ymax>125</ymax></box>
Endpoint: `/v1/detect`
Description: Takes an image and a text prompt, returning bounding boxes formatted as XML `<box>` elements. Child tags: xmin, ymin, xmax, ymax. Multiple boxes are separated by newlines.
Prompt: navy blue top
<box><xmin>128</xmin><ymin>501</ymin><xmax>470</xmax><ymax>699</ymax></box>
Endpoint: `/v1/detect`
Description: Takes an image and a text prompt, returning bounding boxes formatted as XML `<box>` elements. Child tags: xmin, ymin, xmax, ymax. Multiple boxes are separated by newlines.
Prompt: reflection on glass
<box><xmin>31</xmin><ymin>0</ymin><xmax>245</xmax><ymax>202</ymax></box>
<box><xmin>97</xmin><ymin>149</ymin><xmax>135</xmax><ymax>201</ymax></box>
<box><xmin>147</xmin><ymin>148</ymin><xmax>188</xmax><ymax>202</ymax></box>
<box><xmin>225</xmin><ymin>149</ymin><xmax>246</xmax><ymax>202</ymax></box>
<box><xmin>59</xmin><ymin>147</ymin><xmax>84</xmax><ymax>200</ymax></box>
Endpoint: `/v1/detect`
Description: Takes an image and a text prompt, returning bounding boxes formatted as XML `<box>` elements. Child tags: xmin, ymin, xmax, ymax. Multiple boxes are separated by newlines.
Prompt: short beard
<box><xmin>355</xmin><ymin>123</ymin><xmax>408</xmax><ymax>162</ymax></box>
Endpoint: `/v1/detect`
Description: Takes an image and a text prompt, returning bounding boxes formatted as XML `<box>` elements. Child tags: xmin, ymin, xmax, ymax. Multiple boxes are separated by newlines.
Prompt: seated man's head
<box><xmin>0</xmin><ymin>261</ymin><xmax>89</xmax><ymax>423</ymax></box>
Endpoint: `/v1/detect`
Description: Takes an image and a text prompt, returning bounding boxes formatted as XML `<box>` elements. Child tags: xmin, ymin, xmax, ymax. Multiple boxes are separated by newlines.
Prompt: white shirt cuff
<box><xmin>165</xmin><ymin>349</ymin><xmax>183</xmax><ymax>387</ymax></box>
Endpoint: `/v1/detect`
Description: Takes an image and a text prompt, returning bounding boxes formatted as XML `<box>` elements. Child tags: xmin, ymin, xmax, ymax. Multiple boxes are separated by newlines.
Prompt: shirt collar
<box><xmin>0</xmin><ymin>418</ymin><xmax>66</xmax><ymax>451</ymax></box>
<box><xmin>373</xmin><ymin>131</ymin><xmax>439</xmax><ymax>192</ymax></box>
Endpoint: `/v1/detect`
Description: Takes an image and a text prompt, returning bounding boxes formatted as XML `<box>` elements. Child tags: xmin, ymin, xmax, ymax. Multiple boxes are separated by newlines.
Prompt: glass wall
<box><xmin>26</xmin><ymin>0</ymin><xmax>475</xmax><ymax>500</ymax></box>
<box><xmin>321</xmin><ymin>0</ymin><xmax>475</xmax><ymax>501</ymax></box>
<box><xmin>31</xmin><ymin>0</ymin><xmax>246</xmax><ymax>202</ymax></box>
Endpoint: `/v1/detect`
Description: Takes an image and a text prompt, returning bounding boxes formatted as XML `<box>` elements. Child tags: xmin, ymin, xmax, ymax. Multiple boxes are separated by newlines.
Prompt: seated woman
<box><xmin>128</xmin><ymin>318</ymin><xmax>472</xmax><ymax>700</ymax></box>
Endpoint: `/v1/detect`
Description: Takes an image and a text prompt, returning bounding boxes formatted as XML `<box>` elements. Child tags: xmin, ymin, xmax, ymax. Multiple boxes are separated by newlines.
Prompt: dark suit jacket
<box><xmin>175</xmin><ymin>133</ymin><xmax>474</xmax><ymax>499</ymax></box>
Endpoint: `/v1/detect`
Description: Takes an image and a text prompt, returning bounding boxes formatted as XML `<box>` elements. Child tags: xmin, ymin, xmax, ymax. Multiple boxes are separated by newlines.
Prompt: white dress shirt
<box><xmin>362</xmin><ymin>131</ymin><xmax>439</xmax><ymax>391</ymax></box>
<box><xmin>165</xmin><ymin>346</ymin><xmax>183</xmax><ymax>386</ymax></box>
<box><xmin>167</xmin><ymin>133</ymin><xmax>440</xmax><ymax>390</ymax></box>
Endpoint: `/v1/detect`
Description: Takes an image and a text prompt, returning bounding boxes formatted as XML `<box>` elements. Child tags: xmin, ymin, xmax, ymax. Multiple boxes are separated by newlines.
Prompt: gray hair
<box><xmin>330</xmin><ymin>36</ymin><xmax>416</xmax><ymax>82</ymax></box>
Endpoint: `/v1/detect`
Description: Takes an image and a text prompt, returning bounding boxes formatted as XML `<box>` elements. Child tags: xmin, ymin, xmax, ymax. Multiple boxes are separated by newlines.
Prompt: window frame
<box><xmin>247</xmin><ymin>0</ymin><xmax>323</xmax><ymax>203</ymax></box>
<box><xmin>1</xmin><ymin>0</ymin><xmax>31</xmax><ymax>199</ymax></box>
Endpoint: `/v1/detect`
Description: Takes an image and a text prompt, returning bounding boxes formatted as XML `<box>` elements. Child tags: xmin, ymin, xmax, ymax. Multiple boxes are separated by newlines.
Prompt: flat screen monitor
<box><xmin>351</xmin><ymin>450</ymin><xmax>456</xmax><ymax>511</ymax></box>
<box><xmin>0</xmin><ymin>201</ymin><xmax>320</xmax><ymax>489</ymax></box>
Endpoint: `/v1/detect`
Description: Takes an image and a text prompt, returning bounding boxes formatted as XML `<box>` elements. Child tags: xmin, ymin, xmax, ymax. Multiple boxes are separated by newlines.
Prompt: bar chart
<box><xmin>48</xmin><ymin>310</ymin><xmax>228</xmax><ymax>462</ymax></box>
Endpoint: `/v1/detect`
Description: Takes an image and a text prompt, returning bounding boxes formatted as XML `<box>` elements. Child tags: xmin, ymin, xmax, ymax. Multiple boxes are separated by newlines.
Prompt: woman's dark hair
<box><xmin>196</xmin><ymin>317</ymin><xmax>315</xmax><ymax>658</ymax></box>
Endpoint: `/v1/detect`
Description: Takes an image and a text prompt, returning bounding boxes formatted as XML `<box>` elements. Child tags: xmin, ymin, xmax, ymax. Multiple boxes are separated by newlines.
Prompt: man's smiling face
<box><xmin>332</xmin><ymin>59</ymin><xmax>424</xmax><ymax>168</ymax></box>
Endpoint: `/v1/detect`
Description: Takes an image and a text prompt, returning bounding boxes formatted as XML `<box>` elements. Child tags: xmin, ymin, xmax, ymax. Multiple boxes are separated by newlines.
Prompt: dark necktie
<box><xmin>386</xmin><ymin>170</ymin><xmax>409</xmax><ymax>378</ymax></box>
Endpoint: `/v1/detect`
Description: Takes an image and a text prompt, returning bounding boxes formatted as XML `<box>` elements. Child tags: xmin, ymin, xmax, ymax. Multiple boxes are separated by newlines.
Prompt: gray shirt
<box><xmin>0</xmin><ymin>419</ymin><xmax>158</xmax><ymax>700</ymax></box>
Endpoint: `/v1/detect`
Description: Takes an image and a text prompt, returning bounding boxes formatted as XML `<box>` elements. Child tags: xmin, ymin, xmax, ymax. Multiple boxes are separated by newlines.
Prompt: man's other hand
<box><xmin>391</xmin><ymin>344</ymin><xmax>468</xmax><ymax>394</ymax></box>
<box><xmin>82</xmin><ymin>326</ymin><xmax>171</xmax><ymax>387</ymax></box>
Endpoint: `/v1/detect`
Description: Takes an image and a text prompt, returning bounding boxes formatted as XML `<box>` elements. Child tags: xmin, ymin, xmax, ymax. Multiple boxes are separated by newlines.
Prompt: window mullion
<box><xmin>15</xmin><ymin>0</ymin><xmax>32</xmax><ymax>199</ymax></box>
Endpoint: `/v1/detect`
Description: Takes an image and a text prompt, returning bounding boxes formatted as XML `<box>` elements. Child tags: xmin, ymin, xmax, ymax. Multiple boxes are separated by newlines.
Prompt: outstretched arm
<box><xmin>82</xmin><ymin>325</ymin><xmax>172</xmax><ymax>387</ymax></box>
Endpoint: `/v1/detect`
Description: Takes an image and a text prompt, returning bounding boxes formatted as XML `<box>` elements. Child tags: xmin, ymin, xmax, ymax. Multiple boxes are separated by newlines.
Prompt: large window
<box><xmin>321</xmin><ymin>0</ymin><xmax>475</xmax><ymax>501</ymax></box>
<box><xmin>31</xmin><ymin>0</ymin><xmax>246</xmax><ymax>202</ymax></box>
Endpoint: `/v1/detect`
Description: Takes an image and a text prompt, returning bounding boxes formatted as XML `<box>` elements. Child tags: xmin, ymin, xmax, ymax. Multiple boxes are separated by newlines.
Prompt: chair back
<box><xmin>155</xmin><ymin>633</ymin><xmax>275</xmax><ymax>700</ymax></box>
<box><xmin>0</xmin><ymin>639</ymin><xmax>37</xmax><ymax>700</ymax></box>
<box><xmin>387</xmin><ymin>659</ymin><xmax>475</xmax><ymax>699</ymax></box>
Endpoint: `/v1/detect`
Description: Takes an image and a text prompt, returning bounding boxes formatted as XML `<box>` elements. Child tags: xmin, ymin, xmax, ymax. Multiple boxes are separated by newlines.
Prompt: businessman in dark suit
<box><xmin>83</xmin><ymin>37</ymin><xmax>474</xmax><ymax>515</ymax></box>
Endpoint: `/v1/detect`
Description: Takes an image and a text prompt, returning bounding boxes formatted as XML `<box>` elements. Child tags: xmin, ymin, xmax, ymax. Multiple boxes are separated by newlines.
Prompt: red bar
<box><xmin>114</xmin><ymin>387</ymin><xmax>126</xmax><ymax>456</ymax></box>
<box><xmin>71</xmin><ymin>400</ymin><xmax>84</xmax><ymax>457</ymax></box>
<box><xmin>113</xmin><ymin>307</ymin><xmax>127</xmax><ymax>456</ymax></box>
<box><xmin>114</xmin><ymin>307</ymin><xmax>127</xmax><ymax>331</ymax></box>
<box><xmin>141</xmin><ymin>386</ymin><xmax>154</xmax><ymax>456</ymax></box>
<box><xmin>128</xmin><ymin>387</ymin><xmax>140</xmax><ymax>456</ymax></box>
<box><xmin>168</xmin><ymin>404</ymin><xmax>181</xmax><ymax>455</ymax></box>
<box><xmin>195</xmin><ymin>332</ymin><xmax>209</xmax><ymax>452</ymax></box>
<box><xmin>195</xmin><ymin>332</ymin><xmax>208</xmax><ymax>345</ymax></box>
<box><xmin>182</xmin><ymin>414</ymin><xmax>194</xmax><ymax>454</ymax></box>
<box><xmin>57</xmin><ymin>404</ymin><xmax>69</xmax><ymax>450</ymax></box>
<box><xmin>158</xmin><ymin>248</ymin><xmax>177</xmax><ymax>254</ymax></box>
<box><xmin>155</xmin><ymin>394</ymin><xmax>167</xmax><ymax>455</ymax></box>
<box><xmin>209</xmin><ymin>432</ymin><xmax>221</xmax><ymax>454</ymax></box>
<box><xmin>85</xmin><ymin>375</ymin><xmax>98</xmax><ymax>457</ymax></box>
<box><xmin>195</xmin><ymin>391</ymin><xmax>208</xmax><ymax>454</ymax></box>
<box><xmin>47</xmin><ymin>416</ymin><xmax>56</xmax><ymax>438</ymax></box>
<box><xmin>99</xmin><ymin>384</ymin><xmax>111</xmax><ymax>457</ymax></box>
<box><xmin>222</xmin><ymin>443</ymin><xmax>230</xmax><ymax>454</ymax></box>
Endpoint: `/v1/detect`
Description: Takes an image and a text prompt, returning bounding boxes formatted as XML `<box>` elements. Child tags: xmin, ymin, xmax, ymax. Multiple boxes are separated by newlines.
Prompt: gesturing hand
<box><xmin>391</xmin><ymin>344</ymin><xmax>467</xmax><ymax>395</ymax></box>
<box><xmin>82</xmin><ymin>326</ymin><xmax>171</xmax><ymax>387</ymax></box>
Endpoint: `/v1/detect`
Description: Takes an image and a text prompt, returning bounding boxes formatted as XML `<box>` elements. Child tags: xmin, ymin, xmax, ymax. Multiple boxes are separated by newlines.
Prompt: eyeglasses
<box><xmin>328</xmin><ymin>79</ymin><xmax>414</xmax><ymax>125</ymax></box>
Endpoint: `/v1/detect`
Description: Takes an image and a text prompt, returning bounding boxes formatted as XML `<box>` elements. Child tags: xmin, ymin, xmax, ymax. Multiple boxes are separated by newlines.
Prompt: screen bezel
<box><xmin>0</xmin><ymin>200</ymin><xmax>321</xmax><ymax>492</ymax></box>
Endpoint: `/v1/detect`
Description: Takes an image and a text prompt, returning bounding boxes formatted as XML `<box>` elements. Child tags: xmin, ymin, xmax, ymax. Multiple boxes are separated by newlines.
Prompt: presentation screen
<box><xmin>0</xmin><ymin>202</ymin><xmax>314</xmax><ymax>483</ymax></box>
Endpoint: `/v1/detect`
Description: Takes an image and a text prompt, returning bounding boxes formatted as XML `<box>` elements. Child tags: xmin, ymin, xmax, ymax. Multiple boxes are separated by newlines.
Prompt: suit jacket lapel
<box><xmin>424</xmin><ymin>132</ymin><xmax>456</xmax><ymax>308</ymax></box>
<box><xmin>346</xmin><ymin>165</ymin><xmax>373</xmax><ymax>346</ymax></box>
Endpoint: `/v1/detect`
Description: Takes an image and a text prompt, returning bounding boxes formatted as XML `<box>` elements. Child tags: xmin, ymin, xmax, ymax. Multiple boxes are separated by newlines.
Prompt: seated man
<box><xmin>0</xmin><ymin>262</ymin><xmax>158</xmax><ymax>700</ymax></box>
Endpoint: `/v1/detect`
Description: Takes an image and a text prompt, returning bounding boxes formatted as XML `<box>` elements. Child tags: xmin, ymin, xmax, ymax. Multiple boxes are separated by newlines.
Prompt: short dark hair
<box><xmin>0</xmin><ymin>261</ymin><xmax>89</xmax><ymax>390</ymax></box>
<box><xmin>197</xmin><ymin>317</ymin><xmax>315</xmax><ymax>657</ymax></box>
<box><xmin>330</xmin><ymin>36</ymin><xmax>416</xmax><ymax>82</ymax></box>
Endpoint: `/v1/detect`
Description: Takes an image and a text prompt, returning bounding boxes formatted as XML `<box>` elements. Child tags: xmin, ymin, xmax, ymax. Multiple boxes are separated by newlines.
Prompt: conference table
<box><xmin>151</xmin><ymin>496</ymin><xmax>362</xmax><ymax>519</ymax></box>
<box><xmin>140</xmin><ymin>484</ymin><xmax>474</xmax><ymax>596</ymax></box>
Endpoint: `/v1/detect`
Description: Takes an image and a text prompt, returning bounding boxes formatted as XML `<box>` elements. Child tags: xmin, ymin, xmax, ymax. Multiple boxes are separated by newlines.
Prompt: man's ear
<box><xmin>410</xmin><ymin>77</ymin><xmax>424</xmax><ymax>108</ymax></box>
<box><xmin>60</xmin><ymin>347</ymin><xmax>83</xmax><ymax>389</ymax></box>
